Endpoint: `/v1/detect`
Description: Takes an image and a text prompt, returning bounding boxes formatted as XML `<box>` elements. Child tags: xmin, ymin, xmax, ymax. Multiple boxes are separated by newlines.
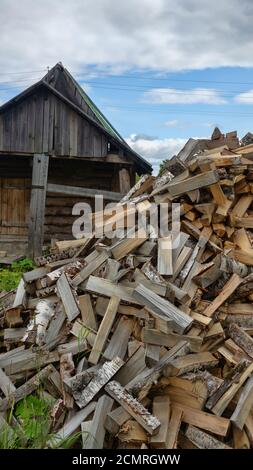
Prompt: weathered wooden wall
<box><xmin>0</xmin><ymin>89</ymin><xmax>108</xmax><ymax>158</ymax></box>
<box><xmin>44</xmin><ymin>158</ymin><xmax>121</xmax><ymax>241</ymax></box>
<box><xmin>0</xmin><ymin>155</ymin><xmax>131</xmax><ymax>243</ymax></box>
<box><xmin>0</xmin><ymin>156</ymin><xmax>31</xmax><ymax>240</ymax></box>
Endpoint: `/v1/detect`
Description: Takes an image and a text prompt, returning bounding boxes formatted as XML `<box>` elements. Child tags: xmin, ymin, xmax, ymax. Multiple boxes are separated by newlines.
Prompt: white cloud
<box><xmin>164</xmin><ymin>119</ymin><xmax>179</xmax><ymax>127</ymax></box>
<box><xmin>234</xmin><ymin>90</ymin><xmax>253</xmax><ymax>104</ymax></box>
<box><xmin>125</xmin><ymin>133</ymin><xmax>187</xmax><ymax>174</ymax></box>
<box><xmin>143</xmin><ymin>88</ymin><xmax>226</xmax><ymax>105</ymax></box>
<box><xmin>0</xmin><ymin>1</ymin><xmax>253</xmax><ymax>74</ymax></box>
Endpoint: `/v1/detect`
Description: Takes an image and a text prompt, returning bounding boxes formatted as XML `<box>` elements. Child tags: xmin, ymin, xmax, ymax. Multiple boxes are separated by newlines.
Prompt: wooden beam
<box><xmin>228</xmin><ymin>323</ymin><xmax>253</xmax><ymax>358</ymax></box>
<box><xmin>165</xmin><ymin>406</ymin><xmax>182</xmax><ymax>449</ymax></box>
<box><xmin>85</xmin><ymin>275</ymin><xmax>140</xmax><ymax>305</ymax></box>
<box><xmin>105</xmin><ymin>380</ymin><xmax>160</xmax><ymax>435</ymax></box>
<box><xmin>133</xmin><ymin>283</ymin><xmax>193</xmax><ymax>334</ymax></box>
<box><xmin>166</xmin><ymin>170</ymin><xmax>219</xmax><ymax>197</ymax></box>
<box><xmin>119</xmin><ymin>168</ymin><xmax>131</xmax><ymax>194</ymax></box>
<box><xmin>49</xmin><ymin>401</ymin><xmax>96</xmax><ymax>448</ymax></box>
<box><xmin>82</xmin><ymin>394</ymin><xmax>113</xmax><ymax>449</ymax></box>
<box><xmin>0</xmin><ymin>365</ymin><xmax>54</xmax><ymax>411</ymax></box>
<box><xmin>150</xmin><ymin>396</ymin><xmax>171</xmax><ymax>448</ymax></box>
<box><xmin>158</xmin><ymin>236</ymin><xmax>173</xmax><ymax>275</ymax></box>
<box><xmin>28</xmin><ymin>154</ymin><xmax>49</xmax><ymax>258</ymax></box>
<box><xmin>203</xmin><ymin>273</ymin><xmax>242</xmax><ymax>317</ymax></box>
<box><xmin>56</xmin><ymin>273</ymin><xmax>80</xmax><ymax>321</ymax></box>
<box><xmin>231</xmin><ymin>375</ymin><xmax>253</xmax><ymax>430</ymax></box>
<box><xmin>73</xmin><ymin>357</ymin><xmax>124</xmax><ymax>408</ymax></box>
<box><xmin>185</xmin><ymin>425</ymin><xmax>231</xmax><ymax>449</ymax></box>
<box><xmin>47</xmin><ymin>183</ymin><xmax>122</xmax><ymax>202</ymax></box>
<box><xmin>0</xmin><ymin>367</ymin><xmax>16</xmax><ymax>397</ymax></box>
<box><xmin>176</xmin><ymin>404</ymin><xmax>230</xmax><ymax>436</ymax></box>
<box><xmin>88</xmin><ymin>296</ymin><xmax>120</xmax><ymax>364</ymax></box>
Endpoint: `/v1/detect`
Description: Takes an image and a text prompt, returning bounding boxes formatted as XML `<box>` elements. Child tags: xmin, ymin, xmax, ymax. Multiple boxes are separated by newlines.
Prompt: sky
<box><xmin>1</xmin><ymin>0</ymin><xmax>253</xmax><ymax>174</ymax></box>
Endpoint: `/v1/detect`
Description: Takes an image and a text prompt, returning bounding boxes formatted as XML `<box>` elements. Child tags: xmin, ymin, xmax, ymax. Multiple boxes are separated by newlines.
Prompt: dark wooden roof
<box><xmin>0</xmin><ymin>63</ymin><xmax>152</xmax><ymax>174</ymax></box>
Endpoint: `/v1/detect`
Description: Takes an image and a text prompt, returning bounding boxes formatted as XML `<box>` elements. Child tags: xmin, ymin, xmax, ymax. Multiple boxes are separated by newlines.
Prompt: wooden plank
<box><xmin>203</xmin><ymin>273</ymin><xmax>242</xmax><ymax>317</ymax></box>
<box><xmin>105</xmin><ymin>380</ymin><xmax>160</xmax><ymax>435</ymax></box>
<box><xmin>49</xmin><ymin>401</ymin><xmax>96</xmax><ymax>448</ymax></box>
<box><xmin>4</xmin><ymin>327</ymin><xmax>26</xmax><ymax>345</ymax></box>
<box><xmin>0</xmin><ymin>367</ymin><xmax>16</xmax><ymax>397</ymax></box>
<box><xmin>164</xmin><ymin>352</ymin><xmax>218</xmax><ymax>377</ymax></box>
<box><xmin>177</xmin><ymin>404</ymin><xmax>230</xmax><ymax>436</ymax></box>
<box><xmin>165</xmin><ymin>406</ymin><xmax>182</xmax><ymax>449</ymax></box>
<box><xmin>85</xmin><ymin>275</ymin><xmax>140</xmax><ymax>305</ymax></box>
<box><xmin>114</xmin><ymin>345</ymin><xmax>146</xmax><ymax>387</ymax></box>
<box><xmin>126</xmin><ymin>341</ymin><xmax>188</xmax><ymax>398</ymax></box>
<box><xmin>73</xmin><ymin>357</ymin><xmax>124</xmax><ymax>408</ymax></box>
<box><xmin>233</xmin><ymin>249</ymin><xmax>253</xmax><ymax>266</ymax></box>
<box><xmin>104</xmin><ymin>316</ymin><xmax>134</xmax><ymax>361</ymax></box>
<box><xmin>133</xmin><ymin>268</ymin><xmax>167</xmax><ymax>297</ymax></box>
<box><xmin>231</xmin><ymin>375</ymin><xmax>253</xmax><ymax>430</ymax></box>
<box><xmin>185</xmin><ymin>425</ymin><xmax>231</xmax><ymax>449</ymax></box>
<box><xmin>55</xmin><ymin>238</ymin><xmax>92</xmax><ymax>253</ymax></box>
<box><xmin>157</xmin><ymin>236</ymin><xmax>173</xmax><ymax>275</ymax></box>
<box><xmin>82</xmin><ymin>394</ymin><xmax>113</xmax><ymax>449</ymax></box>
<box><xmin>133</xmin><ymin>283</ymin><xmax>193</xmax><ymax>334</ymax></box>
<box><xmin>78</xmin><ymin>294</ymin><xmax>97</xmax><ymax>330</ymax></box>
<box><xmin>150</xmin><ymin>396</ymin><xmax>171</xmax><ymax>448</ymax></box>
<box><xmin>228</xmin><ymin>323</ymin><xmax>253</xmax><ymax>359</ymax></box>
<box><xmin>60</xmin><ymin>353</ymin><xmax>74</xmax><ymax>409</ymax></box>
<box><xmin>142</xmin><ymin>328</ymin><xmax>202</xmax><ymax>352</ymax></box>
<box><xmin>56</xmin><ymin>273</ymin><xmax>80</xmax><ymax>321</ymax></box>
<box><xmin>28</xmin><ymin>154</ymin><xmax>49</xmax><ymax>258</ymax></box>
<box><xmin>47</xmin><ymin>183</ymin><xmax>122</xmax><ymax>202</ymax></box>
<box><xmin>145</xmin><ymin>343</ymin><xmax>160</xmax><ymax>367</ymax></box>
<box><xmin>234</xmin><ymin>228</ymin><xmax>252</xmax><ymax>251</ymax></box>
<box><xmin>227</xmin><ymin>303</ymin><xmax>253</xmax><ymax>315</ymax></box>
<box><xmin>119</xmin><ymin>168</ymin><xmax>131</xmax><ymax>194</ymax></box>
<box><xmin>233</xmin><ymin>426</ymin><xmax>250</xmax><ymax>449</ymax></box>
<box><xmin>44</xmin><ymin>302</ymin><xmax>67</xmax><ymax>347</ymax></box>
<box><xmin>199</xmin><ymin>160</ymin><xmax>228</xmax><ymax>206</ymax></box>
<box><xmin>233</xmin><ymin>216</ymin><xmax>253</xmax><ymax>229</ymax></box>
<box><xmin>211</xmin><ymin>361</ymin><xmax>253</xmax><ymax>416</ymax></box>
<box><xmin>0</xmin><ymin>365</ymin><xmax>54</xmax><ymax>411</ymax></box>
<box><xmin>4</xmin><ymin>350</ymin><xmax>59</xmax><ymax>375</ymax></box>
<box><xmin>166</xmin><ymin>170</ymin><xmax>219</xmax><ymax>197</ymax></box>
<box><xmin>171</xmin><ymin>246</ymin><xmax>192</xmax><ymax>281</ymax></box>
<box><xmin>89</xmin><ymin>296</ymin><xmax>120</xmax><ymax>364</ymax></box>
<box><xmin>111</xmin><ymin>227</ymin><xmax>147</xmax><ymax>260</ymax></box>
<box><xmin>12</xmin><ymin>278</ymin><xmax>27</xmax><ymax>308</ymax></box>
<box><xmin>23</xmin><ymin>267</ymin><xmax>49</xmax><ymax>283</ymax></box>
<box><xmin>105</xmin><ymin>406</ymin><xmax>130</xmax><ymax>435</ymax></box>
<box><xmin>72</xmin><ymin>251</ymin><xmax>109</xmax><ymax>287</ymax></box>
<box><xmin>231</xmin><ymin>195</ymin><xmax>253</xmax><ymax>217</ymax></box>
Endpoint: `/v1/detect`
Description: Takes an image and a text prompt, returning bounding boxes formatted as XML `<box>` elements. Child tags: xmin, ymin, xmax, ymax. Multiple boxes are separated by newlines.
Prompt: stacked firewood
<box><xmin>1</xmin><ymin>140</ymin><xmax>253</xmax><ymax>449</ymax></box>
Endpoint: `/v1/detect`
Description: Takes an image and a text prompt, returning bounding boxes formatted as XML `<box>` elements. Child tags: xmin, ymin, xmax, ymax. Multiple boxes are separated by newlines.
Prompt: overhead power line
<box><xmin>0</xmin><ymin>67</ymin><xmax>252</xmax><ymax>87</ymax></box>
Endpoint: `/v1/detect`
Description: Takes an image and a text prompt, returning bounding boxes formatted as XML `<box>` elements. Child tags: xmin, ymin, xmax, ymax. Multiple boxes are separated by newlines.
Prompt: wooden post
<box><xmin>28</xmin><ymin>154</ymin><xmax>49</xmax><ymax>259</ymax></box>
<box><xmin>119</xmin><ymin>168</ymin><xmax>131</xmax><ymax>194</ymax></box>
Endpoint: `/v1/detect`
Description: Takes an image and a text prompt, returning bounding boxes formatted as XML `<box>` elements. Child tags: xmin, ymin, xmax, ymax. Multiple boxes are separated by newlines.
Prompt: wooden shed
<box><xmin>0</xmin><ymin>63</ymin><xmax>151</xmax><ymax>257</ymax></box>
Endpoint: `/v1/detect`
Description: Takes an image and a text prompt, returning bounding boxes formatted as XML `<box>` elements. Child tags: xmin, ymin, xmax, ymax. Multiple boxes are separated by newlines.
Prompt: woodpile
<box><xmin>2</xmin><ymin>138</ymin><xmax>253</xmax><ymax>449</ymax></box>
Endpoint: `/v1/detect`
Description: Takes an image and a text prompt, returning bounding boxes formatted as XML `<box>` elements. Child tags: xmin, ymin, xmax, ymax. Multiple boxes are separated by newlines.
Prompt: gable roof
<box><xmin>0</xmin><ymin>63</ymin><xmax>152</xmax><ymax>174</ymax></box>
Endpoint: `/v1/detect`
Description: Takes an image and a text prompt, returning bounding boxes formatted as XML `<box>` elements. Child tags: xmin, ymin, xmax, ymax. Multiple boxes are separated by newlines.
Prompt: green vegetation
<box><xmin>15</xmin><ymin>394</ymin><xmax>51</xmax><ymax>448</ymax></box>
<box><xmin>0</xmin><ymin>393</ymin><xmax>51</xmax><ymax>449</ymax></box>
<box><xmin>0</xmin><ymin>257</ymin><xmax>34</xmax><ymax>292</ymax></box>
<box><xmin>0</xmin><ymin>391</ymin><xmax>88</xmax><ymax>449</ymax></box>
<box><xmin>158</xmin><ymin>159</ymin><xmax>169</xmax><ymax>176</ymax></box>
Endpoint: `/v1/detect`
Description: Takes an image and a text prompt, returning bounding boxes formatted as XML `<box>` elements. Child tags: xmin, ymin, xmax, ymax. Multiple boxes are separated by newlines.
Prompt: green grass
<box><xmin>0</xmin><ymin>393</ymin><xmax>51</xmax><ymax>449</ymax></box>
<box><xmin>0</xmin><ymin>257</ymin><xmax>34</xmax><ymax>292</ymax></box>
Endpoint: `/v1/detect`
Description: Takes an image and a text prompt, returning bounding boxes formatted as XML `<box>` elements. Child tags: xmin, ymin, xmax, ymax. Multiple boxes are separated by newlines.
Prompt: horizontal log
<box><xmin>47</xmin><ymin>183</ymin><xmax>122</xmax><ymax>202</ymax></box>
